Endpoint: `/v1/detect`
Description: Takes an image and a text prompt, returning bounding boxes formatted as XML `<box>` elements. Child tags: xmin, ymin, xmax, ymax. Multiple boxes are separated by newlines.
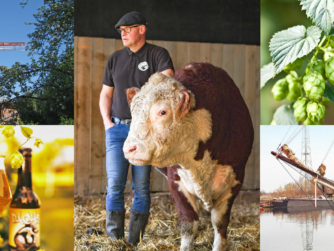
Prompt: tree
<box><xmin>0</xmin><ymin>0</ymin><xmax>74</xmax><ymax>125</ymax></box>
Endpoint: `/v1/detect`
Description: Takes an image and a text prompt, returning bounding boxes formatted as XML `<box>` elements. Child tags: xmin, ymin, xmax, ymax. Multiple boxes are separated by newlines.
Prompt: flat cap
<box><xmin>115</xmin><ymin>11</ymin><xmax>147</xmax><ymax>29</ymax></box>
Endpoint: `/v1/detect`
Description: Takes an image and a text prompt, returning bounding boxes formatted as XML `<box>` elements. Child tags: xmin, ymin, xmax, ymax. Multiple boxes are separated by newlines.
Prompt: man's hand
<box><xmin>104</xmin><ymin>121</ymin><xmax>115</xmax><ymax>131</ymax></box>
<box><xmin>100</xmin><ymin>85</ymin><xmax>114</xmax><ymax>130</ymax></box>
<box><xmin>161</xmin><ymin>69</ymin><xmax>174</xmax><ymax>77</ymax></box>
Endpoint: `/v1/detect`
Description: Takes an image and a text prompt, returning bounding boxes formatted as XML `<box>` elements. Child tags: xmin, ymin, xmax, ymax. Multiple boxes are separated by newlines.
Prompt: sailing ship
<box><xmin>271</xmin><ymin>126</ymin><xmax>334</xmax><ymax>210</ymax></box>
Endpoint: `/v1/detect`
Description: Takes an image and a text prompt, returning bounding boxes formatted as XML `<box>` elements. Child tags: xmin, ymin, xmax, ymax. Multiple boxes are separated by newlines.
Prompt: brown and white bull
<box><xmin>123</xmin><ymin>62</ymin><xmax>254</xmax><ymax>251</ymax></box>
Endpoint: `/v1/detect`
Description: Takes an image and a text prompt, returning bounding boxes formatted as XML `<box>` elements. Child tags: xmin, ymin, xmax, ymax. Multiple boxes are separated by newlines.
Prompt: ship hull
<box><xmin>273</xmin><ymin>198</ymin><xmax>334</xmax><ymax>208</ymax></box>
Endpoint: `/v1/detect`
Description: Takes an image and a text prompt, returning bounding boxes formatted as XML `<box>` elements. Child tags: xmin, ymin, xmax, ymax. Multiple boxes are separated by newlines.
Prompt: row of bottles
<box><xmin>0</xmin><ymin>148</ymin><xmax>40</xmax><ymax>251</ymax></box>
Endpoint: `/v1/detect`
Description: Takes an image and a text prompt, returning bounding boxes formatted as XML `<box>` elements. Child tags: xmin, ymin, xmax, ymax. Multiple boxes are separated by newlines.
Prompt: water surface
<box><xmin>261</xmin><ymin>207</ymin><xmax>334</xmax><ymax>251</ymax></box>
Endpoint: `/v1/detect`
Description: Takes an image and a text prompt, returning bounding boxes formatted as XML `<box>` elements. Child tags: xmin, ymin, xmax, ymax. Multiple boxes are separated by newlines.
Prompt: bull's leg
<box><xmin>168</xmin><ymin>165</ymin><xmax>199</xmax><ymax>251</ymax></box>
<box><xmin>211</xmin><ymin>184</ymin><xmax>241</xmax><ymax>251</ymax></box>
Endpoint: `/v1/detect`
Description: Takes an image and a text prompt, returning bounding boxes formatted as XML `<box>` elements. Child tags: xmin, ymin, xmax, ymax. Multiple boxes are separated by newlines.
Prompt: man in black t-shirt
<box><xmin>99</xmin><ymin>11</ymin><xmax>174</xmax><ymax>246</ymax></box>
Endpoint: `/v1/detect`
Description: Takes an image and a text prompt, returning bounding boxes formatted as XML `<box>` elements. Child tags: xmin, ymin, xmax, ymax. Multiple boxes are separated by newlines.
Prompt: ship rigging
<box><xmin>271</xmin><ymin>126</ymin><xmax>334</xmax><ymax>210</ymax></box>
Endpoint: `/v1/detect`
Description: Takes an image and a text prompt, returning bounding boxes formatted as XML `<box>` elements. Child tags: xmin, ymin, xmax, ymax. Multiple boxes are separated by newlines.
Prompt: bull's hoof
<box><xmin>180</xmin><ymin>246</ymin><xmax>194</xmax><ymax>251</ymax></box>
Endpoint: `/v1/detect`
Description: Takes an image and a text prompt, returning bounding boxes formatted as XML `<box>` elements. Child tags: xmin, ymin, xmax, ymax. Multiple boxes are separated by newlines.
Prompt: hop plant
<box><xmin>293</xmin><ymin>97</ymin><xmax>309</xmax><ymax>122</ymax></box>
<box><xmin>260</xmin><ymin>1</ymin><xmax>334</xmax><ymax>125</ymax></box>
<box><xmin>1</xmin><ymin>126</ymin><xmax>15</xmax><ymax>138</ymax></box>
<box><xmin>304</xmin><ymin>117</ymin><xmax>322</xmax><ymax>125</ymax></box>
<box><xmin>286</xmin><ymin>71</ymin><xmax>301</xmax><ymax>101</ymax></box>
<box><xmin>10</xmin><ymin>151</ymin><xmax>24</xmax><ymax>169</ymax></box>
<box><xmin>306</xmin><ymin>101</ymin><xmax>326</xmax><ymax>123</ymax></box>
<box><xmin>303</xmin><ymin>72</ymin><xmax>325</xmax><ymax>101</ymax></box>
<box><xmin>0</xmin><ymin>126</ymin><xmax>43</xmax><ymax>169</ymax></box>
<box><xmin>330</xmin><ymin>36</ymin><xmax>334</xmax><ymax>48</ymax></box>
<box><xmin>284</xmin><ymin>57</ymin><xmax>304</xmax><ymax>71</ymax></box>
<box><xmin>324</xmin><ymin>48</ymin><xmax>334</xmax><ymax>62</ymax></box>
<box><xmin>325</xmin><ymin>56</ymin><xmax>334</xmax><ymax>85</ymax></box>
<box><xmin>272</xmin><ymin>78</ymin><xmax>289</xmax><ymax>100</ymax></box>
<box><xmin>305</xmin><ymin>59</ymin><xmax>325</xmax><ymax>78</ymax></box>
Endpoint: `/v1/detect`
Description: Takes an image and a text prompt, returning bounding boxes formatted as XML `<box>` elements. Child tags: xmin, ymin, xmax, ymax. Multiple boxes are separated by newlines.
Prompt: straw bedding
<box><xmin>74</xmin><ymin>193</ymin><xmax>259</xmax><ymax>251</ymax></box>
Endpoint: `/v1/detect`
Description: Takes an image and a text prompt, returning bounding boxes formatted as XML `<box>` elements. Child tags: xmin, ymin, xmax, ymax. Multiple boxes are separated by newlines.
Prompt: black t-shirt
<box><xmin>102</xmin><ymin>42</ymin><xmax>174</xmax><ymax>119</ymax></box>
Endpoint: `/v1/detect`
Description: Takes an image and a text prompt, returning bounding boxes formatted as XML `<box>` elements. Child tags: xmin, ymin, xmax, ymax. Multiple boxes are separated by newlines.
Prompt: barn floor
<box><xmin>74</xmin><ymin>191</ymin><xmax>260</xmax><ymax>251</ymax></box>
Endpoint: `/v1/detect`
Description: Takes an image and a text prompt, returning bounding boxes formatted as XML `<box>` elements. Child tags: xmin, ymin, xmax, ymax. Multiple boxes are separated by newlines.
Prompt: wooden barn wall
<box><xmin>74</xmin><ymin>36</ymin><xmax>260</xmax><ymax>196</ymax></box>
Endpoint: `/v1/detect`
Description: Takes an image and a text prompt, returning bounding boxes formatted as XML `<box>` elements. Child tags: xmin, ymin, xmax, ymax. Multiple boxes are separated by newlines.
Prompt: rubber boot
<box><xmin>127</xmin><ymin>209</ymin><xmax>150</xmax><ymax>246</ymax></box>
<box><xmin>105</xmin><ymin>209</ymin><xmax>125</xmax><ymax>239</ymax></box>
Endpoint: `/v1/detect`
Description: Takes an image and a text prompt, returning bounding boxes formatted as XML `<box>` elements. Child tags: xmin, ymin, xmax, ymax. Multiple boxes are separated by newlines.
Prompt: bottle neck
<box><xmin>17</xmin><ymin>156</ymin><xmax>32</xmax><ymax>189</ymax></box>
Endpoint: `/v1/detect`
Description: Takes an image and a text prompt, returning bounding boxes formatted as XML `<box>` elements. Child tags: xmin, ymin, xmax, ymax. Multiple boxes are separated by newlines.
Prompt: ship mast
<box><xmin>301</xmin><ymin>126</ymin><xmax>312</xmax><ymax>194</ymax></box>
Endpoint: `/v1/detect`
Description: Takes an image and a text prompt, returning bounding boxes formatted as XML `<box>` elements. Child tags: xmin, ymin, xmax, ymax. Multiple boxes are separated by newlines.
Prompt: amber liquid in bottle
<box><xmin>0</xmin><ymin>156</ymin><xmax>12</xmax><ymax>215</ymax></box>
<box><xmin>9</xmin><ymin>148</ymin><xmax>41</xmax><ymax>251</ymax></box>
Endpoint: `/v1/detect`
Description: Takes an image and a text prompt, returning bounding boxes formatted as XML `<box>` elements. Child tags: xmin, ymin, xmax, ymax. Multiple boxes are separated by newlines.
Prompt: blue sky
<box><xmin>0</xmin><ymin>1</ymin><xmax>43</xmax><ymax>67</ymax></box>
<box><xmin>261</xmin><ymin>126</ymin><xmax>334</xmax><ymax>193</ymax></box>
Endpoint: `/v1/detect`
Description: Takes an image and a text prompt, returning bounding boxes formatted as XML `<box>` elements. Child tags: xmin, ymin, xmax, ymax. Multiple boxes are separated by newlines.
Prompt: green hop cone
<box><xmin>10</xmin><ymin>151</ymin><xmax>23</xmax><ymax>169</ymax></box>
<box><xmin>284</xmin><ymin>57</ymin><xmax>304</xmax><ymax>71</ymax></box>
<box><xmin>325</xmin><ymin>56</ymin><xmax>334</xmax><ymax>85</ymax></box>
<box><xmin>303</xmin><ymin>72</ymin><xmax>325</xmax><ymax>101</ymax></box>
<box><xmin>1</xmin><ymin>126</ymin><xmax>15</xmax><ymax>138</ymax></box>
<box><xmin>324</xmin><ymin>48</ymin><xmax>334</xmax><ymax>62</ymax></box>
<box><xmin>306</xmin><ymin>101</ymin><xmax>326</xmax><ymax>123</ymax></box>
<box><xmin>304</xmin><ymin>117</ymin><xmax>322</xmax><ymax>125</ymax></box>
<box><xmin>286</xmin><ymin>71</ymin><xmax>301</xmax><ymax>101</ymax></box>
<box><xmin>272</xmin><ymin>78</ymin><xmax>289</xmax><ymax>100</ymax></box>
<box><xmin>293</xmin><ymin>97</ymin><xmax>309</xmax><ymax>122</ymax></box>
<box><xmin>305</xmin><ymin>59</ymin><xmax>325</xmax><ymax>78</ymax></box>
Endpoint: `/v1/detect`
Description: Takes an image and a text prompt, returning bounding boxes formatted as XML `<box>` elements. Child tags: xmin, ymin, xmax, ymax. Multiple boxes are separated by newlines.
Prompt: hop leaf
<box><xmin>293</xmin><ymin>97</ymin><xmax>309</xmax><ymax>122</ymax></box>
<box><xmin>300</xmin><ymin>0</ymin><xmax>334</xmax><ymax>35</ymax></box>
<box><xmin>2</xmin><ymin>126</ymin><xmax>15</xmax><ymax>139</ymax></box>
<box><xmin>10</xmin><ymin>151</ymin><xmax>23</xmax><ymax>169</ymax></box>
<box><xmin>305</xmin><ymin>59</ymin><xmax>325</xmax><ymax>78</ymax></box>
<box><xmin>273</xmin><ymin>105</ymin><xmax>298</xmax><ymax>125</ymax></box>
<box><xmin>307</xmin><ymin>101</ymin><xmax>326</xmax><ymax>123</ymax></box>
<box><xmin>303</xmin><ymin>71</ymin><xmax>326</xmax><ymax>101</ymax></box>
<box><xmin>269</xmin><ymin>25</ymin><xmax>321</xmax><ymax>74</ymax></box>
<box><xmin>21</xmin><ymin>126</ymin><xmax>33</xmax><ymax>139</ymax></box>
<box><xmin>272</xmin><ymin>79</ymin><xmax>289</xmax><ymax>100</ymax></box>
<box><xmin>34</xmin><ymin>138</ymin><xmax>43</xmax><ymax>148</ymax></box>
<box><xmin>286</xmin><ymin>71</ymin><xmax>302</xmax><ymax>101</ymax></box>
<box><xmin>325</xmin><ymin>56</ymin><xmax>334</xmax><ymax>85</ymax></box>
<box><xmin>261</xmin><ymin>62</ymin><xmax>275</xmax><ymax>88</ymax></box>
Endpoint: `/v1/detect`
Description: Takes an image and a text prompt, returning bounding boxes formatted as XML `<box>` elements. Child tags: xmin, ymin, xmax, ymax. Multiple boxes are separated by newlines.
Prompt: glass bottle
<box><xmin>9</xmin><ymin>148</ymin><xmax>41</xmax><ymax>251</ymax></box>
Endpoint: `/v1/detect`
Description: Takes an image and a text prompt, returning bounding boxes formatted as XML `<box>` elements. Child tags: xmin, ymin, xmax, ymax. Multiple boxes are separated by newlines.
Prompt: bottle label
<box><xmin>9</xmin><ymin>208</ymin><xmax>40</xmax><ymax>250</ymax></box>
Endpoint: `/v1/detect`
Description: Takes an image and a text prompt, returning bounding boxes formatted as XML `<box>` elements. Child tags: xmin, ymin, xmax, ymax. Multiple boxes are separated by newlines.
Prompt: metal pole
<box><xmin>315</xmin><ymin>179</ymin><xmax>317</xmax><ymax>208</ymax></box>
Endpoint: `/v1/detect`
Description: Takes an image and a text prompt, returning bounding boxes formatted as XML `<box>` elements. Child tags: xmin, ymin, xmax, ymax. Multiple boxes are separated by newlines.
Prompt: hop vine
<box><xmin>0</xmin><ymin>126</ymin><xmax>43</xmax><ymax>168</ymax></box>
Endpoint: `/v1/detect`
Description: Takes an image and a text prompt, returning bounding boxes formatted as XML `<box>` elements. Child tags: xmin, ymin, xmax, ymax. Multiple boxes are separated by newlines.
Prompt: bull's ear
<box><xmin>126</xmin><ymin>87</ymin><xmax>141</xmax><ymax>106</ymax></box>
<box><xmin>176</xmin><ymin>90</ymin><xmax>191</xmax><ymax>120</ymax></box>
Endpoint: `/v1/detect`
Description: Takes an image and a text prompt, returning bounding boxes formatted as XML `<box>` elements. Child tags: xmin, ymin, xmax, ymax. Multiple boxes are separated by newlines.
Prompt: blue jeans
<box><xmin>105</xmin><ymin>118</ymin><xmax>151</xmax><ymax>213</ymax></box>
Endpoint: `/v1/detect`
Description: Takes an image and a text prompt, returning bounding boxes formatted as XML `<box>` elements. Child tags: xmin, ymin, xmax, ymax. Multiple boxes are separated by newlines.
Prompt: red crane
<box><xmin>0</xmin><ymin>42</ymin><xmax>26</xmax><ymax>51</ymax></box>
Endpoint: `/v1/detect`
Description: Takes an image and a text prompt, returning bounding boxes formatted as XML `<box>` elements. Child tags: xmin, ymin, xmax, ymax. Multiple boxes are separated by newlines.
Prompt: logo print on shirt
<box><xmin>138</xmin><ymin>61</ymin><xmax>149</xmax><ymax>71</ymax></box>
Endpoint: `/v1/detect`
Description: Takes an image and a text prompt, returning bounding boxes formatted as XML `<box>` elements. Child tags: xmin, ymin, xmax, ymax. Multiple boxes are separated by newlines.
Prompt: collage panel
<box><xmin>260</xmin><ymin>125</ymin><xmax>334</xmax><ymax>250</ymax></box>
<box><xmin>74</xmin><ymin>0</ymin><xmax>260</xmax><ymax>250</ymax></box>
<box><xmin>0</xmin><ymin>125</ymin><xmax>74</xmax><ymax>250</ymax></box>
<box><xmin>1</xmin><ymin>1</ymin><xmax>74</xmax><ymax>251</ymax></box>
<box><xmin>261</xmin><ymin>0</ymin><xmax>334</xmax><ymax>125</ymax></box>
<box><xmin>260</xmin><ymin>0</ymin><xmax>334</xmax><ymax>250</ymax></box>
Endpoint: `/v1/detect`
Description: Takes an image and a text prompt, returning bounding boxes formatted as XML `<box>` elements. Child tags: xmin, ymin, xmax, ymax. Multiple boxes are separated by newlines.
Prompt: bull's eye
<box><xmin>160</xmin><ymin>110</ymin><xmax>167</xmax><ymax>115</ymax></box>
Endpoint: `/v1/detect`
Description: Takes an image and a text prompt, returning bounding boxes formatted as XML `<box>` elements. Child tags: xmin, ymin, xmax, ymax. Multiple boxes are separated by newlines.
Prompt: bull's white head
<box><xmin>123</xmin><ymin>72</ymin><xmax>212</xmax><ymax>167</ymax></box>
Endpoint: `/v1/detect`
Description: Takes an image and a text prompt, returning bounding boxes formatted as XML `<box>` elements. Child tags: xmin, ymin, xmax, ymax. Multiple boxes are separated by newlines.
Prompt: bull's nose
<box><xmin>124</xmin><ymin>143</ymin><xmax>137</xmax><ymax>155</ymax></box>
